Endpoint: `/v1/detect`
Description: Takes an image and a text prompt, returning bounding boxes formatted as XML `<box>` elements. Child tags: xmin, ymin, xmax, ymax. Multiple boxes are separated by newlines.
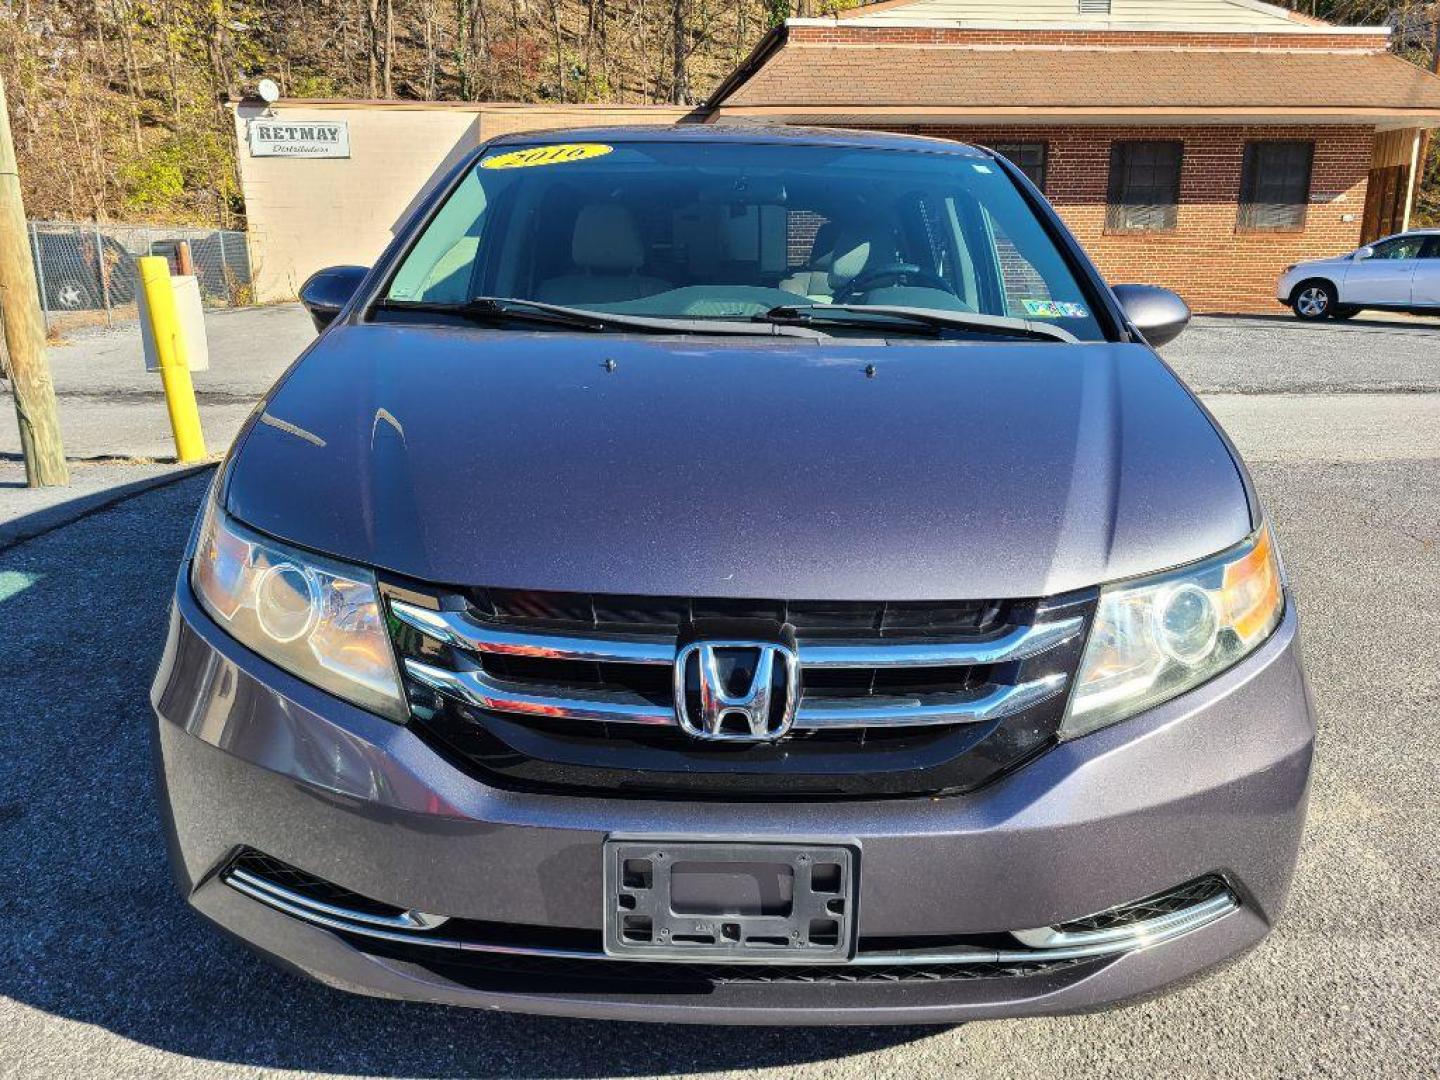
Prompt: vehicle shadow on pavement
<box><xmin>0</xmin><ymin>473</ymin><xmax>939</xmax><ymax>1077</ymax></box>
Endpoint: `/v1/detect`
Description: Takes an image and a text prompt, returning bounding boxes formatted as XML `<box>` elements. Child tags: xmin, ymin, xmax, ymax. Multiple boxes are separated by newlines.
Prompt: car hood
<box><xmin>225</xmin><ymin>324</ymin><xmax>1252</xmax><ymax>600</ymax></box>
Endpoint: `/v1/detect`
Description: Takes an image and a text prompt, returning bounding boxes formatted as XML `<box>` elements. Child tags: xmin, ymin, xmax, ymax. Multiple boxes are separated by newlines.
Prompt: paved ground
<box><xmin>0</xmin><ymin>304</ymin><xmax>309</xmax><ymax>462</ymax></box>
<box><xmin>0</xmin><ymin>460</ymin><xmax>210</xmax><ymax>550</ymax></box>
<box><xmin>1</xmin><ymin>309</ymin><xmax>1437</xmax><ymax>1078</ymax></box>
<box><xmin>1164</xmin><ymin>311</ymin><xmax>1440</xmax><ymax>395</ymax></box>
<box><xmin>0</xmin><ymin>305</ymin><xmax>308</xmax><ymax>547</ymax></box>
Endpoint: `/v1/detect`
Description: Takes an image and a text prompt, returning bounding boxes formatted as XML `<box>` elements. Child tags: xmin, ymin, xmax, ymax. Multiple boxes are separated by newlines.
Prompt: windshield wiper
<box><xmin>372</xmin><ymin>296</ymin><xmax>611</xmax><ymax>331</ymax></box>
<box><xmin>757</xmin><ymin>304</ymin><xmax>1079</xmax><ymax>343</ymax></box>
<box><xmin>373</xmin><ymin>296</ymin><xmax>823</xmax><ymax>338</ymax></box>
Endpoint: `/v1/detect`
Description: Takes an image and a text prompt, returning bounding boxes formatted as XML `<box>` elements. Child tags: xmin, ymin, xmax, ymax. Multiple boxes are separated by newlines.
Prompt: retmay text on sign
<box><xmin>248</xmin><ymin>120</ymin><xmax>350</xmax><ymax>159</ymax></box>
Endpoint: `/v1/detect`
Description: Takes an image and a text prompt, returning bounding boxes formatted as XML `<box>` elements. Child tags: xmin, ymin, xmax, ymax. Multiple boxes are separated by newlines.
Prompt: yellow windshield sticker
<box><xmin>480</xmin><ymin>143</ymin><xmax>614</xmax><ymax>170</ymax></box>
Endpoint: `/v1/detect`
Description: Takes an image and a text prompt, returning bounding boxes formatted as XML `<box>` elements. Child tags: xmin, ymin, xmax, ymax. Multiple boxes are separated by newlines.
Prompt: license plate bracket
<box><xmin>602</xmin><ymin>840</ymin><xmax>856</xmax><ymax>962</ymax></box>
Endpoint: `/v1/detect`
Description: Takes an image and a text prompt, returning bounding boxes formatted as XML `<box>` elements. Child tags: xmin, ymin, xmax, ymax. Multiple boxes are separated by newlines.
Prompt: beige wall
<box><xmin>472</xmin><ymin>102</ymin><xmax>694</xmax><ymax>140</ymax></box>
<box><xmin>233</xmin><ymin>101</ymin><xmax>689</xmax><ymax>302</ymax></box>
<box><xmin>838</xmin><ymin>0</ymin><xmax>1328</xmax><ymax>27</ymax></box>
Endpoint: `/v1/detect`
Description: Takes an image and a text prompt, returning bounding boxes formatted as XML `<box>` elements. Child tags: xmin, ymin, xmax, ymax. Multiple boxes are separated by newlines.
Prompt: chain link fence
<box><xmin>27</xmin><ymin>220</ymin><xmax>252</xmax><ymax>331</ymax></box>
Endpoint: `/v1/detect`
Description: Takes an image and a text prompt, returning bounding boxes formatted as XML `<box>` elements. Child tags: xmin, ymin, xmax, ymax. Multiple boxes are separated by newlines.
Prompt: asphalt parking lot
<box><xmin>1</xmin><ymin>309</ymin><xmax>1437</xmax><ymax>1078</ymax></box>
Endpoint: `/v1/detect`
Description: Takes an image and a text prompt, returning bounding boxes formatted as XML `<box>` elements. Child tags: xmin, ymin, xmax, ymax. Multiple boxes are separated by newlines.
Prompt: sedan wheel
<box><xmin>1293</xmin><ymin>282</ymin><xmax>1333</xmax><ymax>321</ymax></box>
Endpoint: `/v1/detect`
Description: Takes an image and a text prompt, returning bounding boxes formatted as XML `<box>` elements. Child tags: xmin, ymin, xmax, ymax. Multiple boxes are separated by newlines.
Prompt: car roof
<box><xmin>485</xmin><ymin>123</ymin><xmax>988</xmax><ymax>158</ymax></box>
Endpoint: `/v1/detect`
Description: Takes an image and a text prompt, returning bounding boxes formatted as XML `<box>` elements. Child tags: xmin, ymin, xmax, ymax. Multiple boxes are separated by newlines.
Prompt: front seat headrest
<box><xmin>572</xmin><ymin>204</ymin><xmax>645</xmax><ymax>273</ymax></box>
<box><xmin>807</xmin><ymin>221</ymin><xmax>839</xmax><ymax>271</ymax></box>
<box><xmin>828</xmin><ymin>228</ymin><xmax>894</xmax><ymax>291</ymax></box>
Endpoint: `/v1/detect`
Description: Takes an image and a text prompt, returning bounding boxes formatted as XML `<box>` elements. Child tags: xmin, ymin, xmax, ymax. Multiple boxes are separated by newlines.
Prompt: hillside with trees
<box><xmin>0</xmin><ymin>0</ymin><xmax>1436</xmax><ymax>228</ymax></box>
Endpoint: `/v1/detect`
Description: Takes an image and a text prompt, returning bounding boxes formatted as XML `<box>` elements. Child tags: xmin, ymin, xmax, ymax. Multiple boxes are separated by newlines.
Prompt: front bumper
<box><xmin>1276</xmin><ymin>271</ymin><xmax>1302</xmax><ymax>305</ymax></box>
<box><xmin>152</xmin><ymin>574</ymin><xmax>1315</xmax><ymax>1025</ymax></box>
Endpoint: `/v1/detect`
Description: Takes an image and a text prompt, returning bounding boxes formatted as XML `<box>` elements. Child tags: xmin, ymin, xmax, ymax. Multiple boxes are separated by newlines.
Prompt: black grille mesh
<box><xmin>472</xmin><ymin>588</ymin><xmax>1008</xmax><ymax>638</ymax></box>
<box><xmin>366</xmin><ymin>943</ymin><xmax>1089</xmax><ymax>988</ymax></box>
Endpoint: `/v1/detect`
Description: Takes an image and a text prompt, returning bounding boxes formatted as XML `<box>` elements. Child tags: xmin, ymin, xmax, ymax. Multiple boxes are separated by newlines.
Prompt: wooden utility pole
<box><xmin>0</xmin><ymin>74</ymin><xmax>68</xmax><ymax>487</ymax></box>
<box><xmin>1432</xmin><ymin>3</ymin><xmax>1440</xmax><ymax>74</ymax></box>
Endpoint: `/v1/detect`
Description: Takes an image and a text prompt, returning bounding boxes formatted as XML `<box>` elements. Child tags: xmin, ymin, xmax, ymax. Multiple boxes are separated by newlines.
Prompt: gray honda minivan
<box><xmin>152</xmin><ymin>126</ymin><xmax>1313</xmax><ymax>1025</ymax></box>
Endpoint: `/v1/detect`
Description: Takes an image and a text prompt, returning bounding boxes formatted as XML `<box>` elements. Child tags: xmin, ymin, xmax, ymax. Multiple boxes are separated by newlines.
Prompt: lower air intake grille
<box><xmin>229</xmin><ymin>850</ymin><xmax>401</xmax><ymax>918</ymax></box>
<box><xmin>359</xmin><ymin>942</ymin><xmax>1090</xmax><ymax>990</ymax></box>
<box><xmin>224</xmin><ymin>852</ymin><xmax>1237</xmax><ymax>994</ymax></box>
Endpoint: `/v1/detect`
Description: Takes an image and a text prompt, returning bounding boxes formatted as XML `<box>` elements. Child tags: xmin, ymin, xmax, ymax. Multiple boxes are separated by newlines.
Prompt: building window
<box><xmin>1238</xmin><ymin>141</ymin><xmax>1314</xmax><ymax>231</ymax></box>
<box><xmin>988</xmin><ymin>142</ymin><xmax>1048</xmax><ymax>192</ymax></box>
<box><xmin>1106</xmin><ymin>140</ymin><xmax>1183</xmax><ymax>232</ymax></box>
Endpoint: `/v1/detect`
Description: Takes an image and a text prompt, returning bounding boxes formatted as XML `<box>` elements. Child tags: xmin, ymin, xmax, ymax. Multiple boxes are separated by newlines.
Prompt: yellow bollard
<box><xmin>138</xmin><ymin>255</ymin><xmax>207</xmax><ymax>462</ymax></box>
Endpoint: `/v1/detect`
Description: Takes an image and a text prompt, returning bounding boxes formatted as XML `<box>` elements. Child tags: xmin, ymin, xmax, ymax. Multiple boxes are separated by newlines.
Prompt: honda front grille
<box><xmin>393</xmin><ymin>600</ymin><xmax>1081</xmax><ymax>731</ymax></box>
<box><xmin>383</xmin><ymin>585</ymin><xmax>1095</xmax><ymax>798</ymax></box>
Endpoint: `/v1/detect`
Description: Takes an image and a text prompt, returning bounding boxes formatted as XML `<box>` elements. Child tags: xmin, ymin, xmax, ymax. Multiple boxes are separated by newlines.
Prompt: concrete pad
<box><xmin>0</xmin><ymin>304</ymin><xmax>312</xmax><ymax>461</ymax></box>
<box><xmin>1162</xmin><ymin>314</ymin><xmax>1440</xmax><ymax>396</ymax></box>
<box><xmin>1208</xmin><ymin>393</ymin><xmax>1440</xmax><ymax>464</ymax></box>
<box><xmin>0</xmin><ymin>459</ymin><xmax>212</xmax><ymax>551</ymax></box>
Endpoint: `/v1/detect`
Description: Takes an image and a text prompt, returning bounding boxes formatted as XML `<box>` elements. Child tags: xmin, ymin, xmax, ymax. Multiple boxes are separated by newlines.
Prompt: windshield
<box><xmin>382</xmin><ymin>139</ymin><xmax>1105</xmax><ymax>341</ymax></box>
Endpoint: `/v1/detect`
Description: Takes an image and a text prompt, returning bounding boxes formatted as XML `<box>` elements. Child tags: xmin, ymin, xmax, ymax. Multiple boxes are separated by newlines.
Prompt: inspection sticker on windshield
<box><xmin>1022</xmin><ymin>299</ymin><xmax>1088</xmax><ymax>319</ymax></box>
<box><xmin>481</xmin><ymin>143</ymin><xmax>613</xmax><ymax>170</ymax></box>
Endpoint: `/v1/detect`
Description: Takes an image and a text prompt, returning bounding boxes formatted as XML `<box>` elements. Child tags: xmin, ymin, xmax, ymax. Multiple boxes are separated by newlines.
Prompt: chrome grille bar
<box><xmin>800</xmin><ymin>617</ymin><xmax>1082</xmax><ymax>667</ymax></box>
<box><xmin>391</xmin><ymin>602</ymin><xmax>675</xmax><ymax>664</ymax></box>
<box><xmin>405</xmin><ymin>660</ymin><xmax>675</xmax><ymax>726</ymax></box>
<box><xmin>404</xmin><ymin>659</ymin><xmax>1066</xmax><ymax>731</ymax></box>
<box><xmin>391</xmin><ymin>601</ymin><xmax>1082</xmax><ymax>669</ymax></box>
<box><xmin>793</xmin><ymin>673</ymin><xmax>1067</xmax><ymax>729</ymax></box>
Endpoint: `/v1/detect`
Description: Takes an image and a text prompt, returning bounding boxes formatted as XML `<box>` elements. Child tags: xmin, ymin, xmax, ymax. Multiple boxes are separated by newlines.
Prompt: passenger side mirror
<box><xmin>1112</xmin><ymin>284</ymin><xmax>1191</xmax><ymax>348</ymax></box>
<box><xmin>299</xmin><ymin>265</ymin><xmax>369</xmax><ymax>331</ymax></box>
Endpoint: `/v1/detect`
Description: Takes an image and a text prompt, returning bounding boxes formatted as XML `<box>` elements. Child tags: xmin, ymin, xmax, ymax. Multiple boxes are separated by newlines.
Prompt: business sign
<box><xmin>248</xmin><ymin>119</ymin><xmax>350</xmax><ymax>159</ymax></box>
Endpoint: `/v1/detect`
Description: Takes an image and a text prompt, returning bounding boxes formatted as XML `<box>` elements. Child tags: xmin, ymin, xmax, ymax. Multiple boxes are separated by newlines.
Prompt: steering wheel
<box><xmin>834</xmin><ymin>263</ymin><xmax>955</xmax><ymax>302</ymax></box>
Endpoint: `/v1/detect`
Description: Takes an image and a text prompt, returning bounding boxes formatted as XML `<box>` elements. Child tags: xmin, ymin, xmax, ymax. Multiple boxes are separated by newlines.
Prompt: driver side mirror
<box><xmin>1353</xmin><ymin>245</ymin><xmax>1375</xmax><ymax>261</ymax></box>
<box><xmin>299</xmin><ymin>265</ymin><xmax>369</xmax><ymax>332</ymax></box>
<box><xmin>1112</xmin><ymin>284</ymin><xmax>1191</xmax><ymax>348</ymax></box>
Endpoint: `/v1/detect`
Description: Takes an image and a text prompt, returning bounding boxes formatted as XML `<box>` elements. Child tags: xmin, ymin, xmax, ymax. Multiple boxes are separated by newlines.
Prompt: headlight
<box><xmin>1062</xmin><ymin>525</ymin><xmax>1284</xmax><ymax>739</ymax></box>
<box><xmin>190</xmin><ymin>501</ymin><xmax>406</xmax><ymax>721</ymax></box>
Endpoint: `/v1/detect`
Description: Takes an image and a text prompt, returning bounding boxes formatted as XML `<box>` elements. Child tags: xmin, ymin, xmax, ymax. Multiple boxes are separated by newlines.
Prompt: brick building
<box><xmin>702</xmin><ymin>0</ymin><xmax>1440</xmax><ymax>312</ymax></box>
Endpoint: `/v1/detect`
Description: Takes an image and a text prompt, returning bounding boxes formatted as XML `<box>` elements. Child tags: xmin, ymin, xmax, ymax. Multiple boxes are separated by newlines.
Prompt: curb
<box><xmin>0</xmin><ymin>464</ymin><xmax>214</xmax><ymax>554</ymax></box>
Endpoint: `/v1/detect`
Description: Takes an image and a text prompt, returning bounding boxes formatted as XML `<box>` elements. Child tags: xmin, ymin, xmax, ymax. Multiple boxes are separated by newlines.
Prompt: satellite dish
<box><xmin>256</xmin><ymin>79</ymin><xmax>281</xmax><ymax>104</ymax></box>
